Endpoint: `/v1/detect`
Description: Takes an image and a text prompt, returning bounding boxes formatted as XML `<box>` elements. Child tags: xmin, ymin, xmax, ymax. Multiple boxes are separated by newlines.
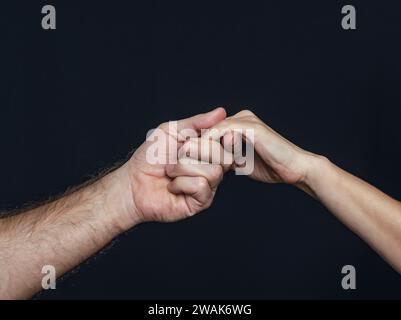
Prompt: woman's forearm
<box><xmin>303</xmin><ymin>155</ymin><xmax>401</xmax><ymax>273</ymax></box>
<box><xmin>209</xmin><ymin>110</ymin><xmax>401</xmax><ymax>274</ymax></box>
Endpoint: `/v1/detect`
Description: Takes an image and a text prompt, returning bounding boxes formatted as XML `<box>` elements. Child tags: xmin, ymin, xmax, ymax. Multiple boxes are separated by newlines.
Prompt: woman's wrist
<box><xmin>296</xmin><ymin>152</ymin><xmax>333</xmax><ymax>198</ymax></box>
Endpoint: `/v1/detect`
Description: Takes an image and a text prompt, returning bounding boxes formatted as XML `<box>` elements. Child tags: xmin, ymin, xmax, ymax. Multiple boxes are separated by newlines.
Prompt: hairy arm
<box><xmin>0</xmin><ymin>166</ymin><xmax>135</xmax><ymax>299</ymax></box>
<box><xmin>0</xmin><ymin>107</ymin><xmax>227</xmax><ymax>299</ymax></box>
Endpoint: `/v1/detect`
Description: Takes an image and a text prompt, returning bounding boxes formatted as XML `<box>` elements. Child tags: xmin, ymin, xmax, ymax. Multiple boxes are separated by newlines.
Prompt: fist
<box><xmin>120</xmin><ymin>108</ymin><xmax>229</xmax><ymax>225</ymax></box>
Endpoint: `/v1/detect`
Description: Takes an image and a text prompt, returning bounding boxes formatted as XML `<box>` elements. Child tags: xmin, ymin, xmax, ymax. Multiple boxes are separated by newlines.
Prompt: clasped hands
<box><xmin>109</xmin><ymin>107</ymin><xmax>323</xmax><ymax>230</ymax></box>
<box><xmin>2</xmin><ymin>107</ymin><xmax>400</xmax><ymax>301</ymax></box>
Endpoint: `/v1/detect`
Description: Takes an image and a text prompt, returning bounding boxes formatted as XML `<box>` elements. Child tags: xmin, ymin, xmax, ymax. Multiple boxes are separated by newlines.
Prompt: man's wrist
<box><xmin>96</xmin><ymin>164</ymin><xmax>143</xmax><ymax>233</ymax></box>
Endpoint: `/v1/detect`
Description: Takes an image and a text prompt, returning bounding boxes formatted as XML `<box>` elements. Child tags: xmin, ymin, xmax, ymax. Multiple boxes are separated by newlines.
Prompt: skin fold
<box><xmin>0</xmin><ymin>107</ymin><xmax>400</xmax><ymax>299</ymax></box>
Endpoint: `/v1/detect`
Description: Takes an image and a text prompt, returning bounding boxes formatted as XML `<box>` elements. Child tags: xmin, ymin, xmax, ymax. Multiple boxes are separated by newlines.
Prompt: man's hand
<box><xmin>0</xmin><ymin>108</ymin><xmax>229</xmax><ymax>299</ymax></box>
<box><xmin>114</xmin><ymin>107</ymin><xmax>228</xmax><ymax>227</ymax></box>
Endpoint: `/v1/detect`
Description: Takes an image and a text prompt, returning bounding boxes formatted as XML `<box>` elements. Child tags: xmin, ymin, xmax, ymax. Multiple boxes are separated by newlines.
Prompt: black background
<box><xmin>1</xmin><ymin>0</ymin><xmax>400</xmax><ymax>299</ymax></box>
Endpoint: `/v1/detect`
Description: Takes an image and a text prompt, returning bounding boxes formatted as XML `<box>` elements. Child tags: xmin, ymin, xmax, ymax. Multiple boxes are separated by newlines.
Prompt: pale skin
<box><xmin>209</xmin><ymin>110</ymin><xmax>401</xmax><ymax>274</ymax></box>
<box><xmin>0</xmin><ymin>107</ymin><xmax>400</xmax><ymax>299</ymax></box>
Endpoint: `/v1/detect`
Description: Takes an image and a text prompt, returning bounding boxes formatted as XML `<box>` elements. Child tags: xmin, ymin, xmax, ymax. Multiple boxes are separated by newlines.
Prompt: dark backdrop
<box><xmin>1</xmin><ymin>0</ymin><xmax>400</xmax><ymax>299</ymax></box>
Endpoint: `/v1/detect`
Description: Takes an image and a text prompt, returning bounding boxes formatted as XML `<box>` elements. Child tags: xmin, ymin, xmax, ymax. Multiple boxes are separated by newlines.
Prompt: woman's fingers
<box><xmin>221</xmin><ymin>130</ymin><xmax>243</xmax><ymax>158</ymax></box>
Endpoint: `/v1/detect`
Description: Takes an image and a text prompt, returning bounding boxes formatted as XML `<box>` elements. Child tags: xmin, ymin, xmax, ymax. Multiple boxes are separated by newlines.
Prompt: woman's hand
<box><xmin>208</xmin><ymin>110</ymin><xmax>321</xmax><ymax>186</ymax></box>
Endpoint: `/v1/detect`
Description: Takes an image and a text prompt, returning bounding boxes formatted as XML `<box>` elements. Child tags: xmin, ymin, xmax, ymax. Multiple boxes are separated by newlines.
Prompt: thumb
<box><xmin>177</xmin><ymin>107</ymin><xmax>226</xmax><ymax>132</ymax></box>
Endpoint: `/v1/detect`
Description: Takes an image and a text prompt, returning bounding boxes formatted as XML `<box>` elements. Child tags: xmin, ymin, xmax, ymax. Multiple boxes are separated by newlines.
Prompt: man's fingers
<box><xmin>176</xmin><ymin>107</ymin><xmax>226</xmax><ymax>133</ymax></box>
<box><xmin>167</xmin><ymin>176</ymin><xmax>212</xmax><ymax>208</ymax></box>
<box><xmin>178</xmin><ymin>138</ymin><xmax>233</xmax><ymax>171</ymax></box>
<box><xmin>166</xmin><ymin>161</ymin><xmax>223</xmax><ymax>188</ymax></box>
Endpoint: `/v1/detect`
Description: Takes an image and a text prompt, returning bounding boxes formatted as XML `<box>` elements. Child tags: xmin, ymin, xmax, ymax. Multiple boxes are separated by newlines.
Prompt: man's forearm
<box><xmin>0</xmin><ymin>108</ymin><xmax>229</xmax><ymax>299</ymax></box>
<box><xmin>303</xmin><ymin>155</ymin><xmax>401</xmax><ymax>273</ymax></box>
<box><xmin>0</xmin><ymin>165</ymin><xmax>136</xmax><ymax>299</ymax></box>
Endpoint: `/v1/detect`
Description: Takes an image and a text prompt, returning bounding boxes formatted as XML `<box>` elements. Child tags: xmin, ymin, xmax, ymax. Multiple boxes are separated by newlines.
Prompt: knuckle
<box><xmin>186</xmin><ymin>208</ymin><xmax>198</xmax><ymax>218</ymax></box>
<box><xmin>211</xmin><ymin>165</ymin><xmax>223</xmax><ymax>181</ymax></box>
<box><xmin>196</xmin><ymin>177</ymin><xmax>209</xmax><ymax>190</ymax></box>
<box><xmin>203</xmin><ymin>198</ymin><xmax>213</xmax><ymax>210</ymax></box>
<box><xmin>157</xmin><ymin>122</ymin><xmax>170</xmax><ymax>131</ymax></box>
<box><xmin>252</xmin><ymin>121</ymin><xmax>265</xmax><ymax>132</ymax></box>
<box><xmin>215</xmin><ymin>120</ymin><xmax>229</xmax><ymax>132</ymax></box>
<box><xmin>237</xmin><ymin>109</ymin><xmax>255</xmax><ymax>117</ymax></box>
